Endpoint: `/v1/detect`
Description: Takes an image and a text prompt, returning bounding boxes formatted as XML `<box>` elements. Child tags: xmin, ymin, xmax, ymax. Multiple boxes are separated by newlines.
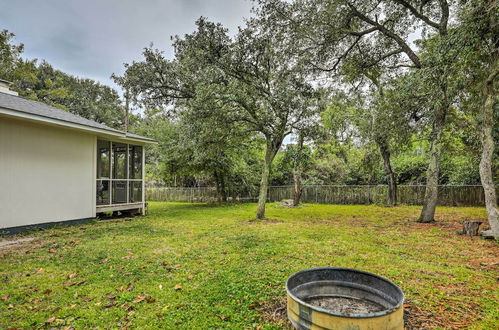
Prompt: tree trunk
<box><xmin>293</xmin><ymin>133</ymin><xmax>305</xmax><ymax>206</ymax></box>
<box><xmin>220</xmin><ymin>173</ymin><xmax>228</xmax><ymax>202</ymax></box>
<box><xmin>256</xmin><ymin>137</ymin><xmax>281</xmax><ymax>219</ymax></box>
<box><xmin>479</xmin><ymin>66</ymin><xmax>499</xmax><ymax>238</ymax></box>
<box><xmin>378</xmin><ymin>139</ymin><xmax>397</xmax><ymax>206</ymax></box>
<box><xmin>214</xmin><ymin>170</ymin><xmax>221</xmax><ymax>202</ymax></box>
<box><xmin>418</xmin><ymin>103</ymin><xmax>447</xmax><ymax>223</ymax></box>
<box><xmin>292</xmin><ymin>170</ymin><xmax>302</xmax><ymax>207</ymax></box>
<box><xmin>461</xmin><ymin>221</ymin><xmax>483</xmax><ymax>236</ymax></box>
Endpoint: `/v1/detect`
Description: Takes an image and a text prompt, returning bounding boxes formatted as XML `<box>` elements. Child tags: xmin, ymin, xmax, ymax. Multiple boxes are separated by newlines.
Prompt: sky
<box><xmin>0</xmin><ymin>0</ymin><xmax>253</xmax><ymax>92</ymax></box>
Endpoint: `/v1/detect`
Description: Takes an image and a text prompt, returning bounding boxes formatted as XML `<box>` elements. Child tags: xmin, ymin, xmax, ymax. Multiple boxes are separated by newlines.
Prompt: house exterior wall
<box><xmin>0</xmin><ymin>117</ymin><xmax>96</xmax><ymax>229</ymax></box>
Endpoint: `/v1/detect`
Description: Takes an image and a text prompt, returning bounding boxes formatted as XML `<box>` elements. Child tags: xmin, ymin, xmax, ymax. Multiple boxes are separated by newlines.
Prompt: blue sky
<box><xmin>0</xmin><ymin>0</ymin><xmax>253</xmax><ymax>91</ymax></box>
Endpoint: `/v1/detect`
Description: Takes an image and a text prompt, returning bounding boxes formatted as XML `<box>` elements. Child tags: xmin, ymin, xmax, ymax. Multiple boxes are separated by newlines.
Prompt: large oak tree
<box><xmin>115</xmin><ymin>18</ymin><xmax>319</xmax><ymax>219</ymax></box>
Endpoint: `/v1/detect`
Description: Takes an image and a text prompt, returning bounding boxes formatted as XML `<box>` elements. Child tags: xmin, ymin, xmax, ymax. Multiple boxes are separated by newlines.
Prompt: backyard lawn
<box><xmin>0</xmin><ymin>202</ymin><xmax>498</xmax><ymax>329</ymax></box>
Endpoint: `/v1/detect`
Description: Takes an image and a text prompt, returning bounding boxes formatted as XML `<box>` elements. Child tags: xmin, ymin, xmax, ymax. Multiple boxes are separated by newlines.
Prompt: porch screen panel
<box><xmin>96</xmin><ymin>180</ymin><xmax>110</xmax><ymax>205</ymax></box>
<box><xmin>112</xmin><ymin>181</ymin><xmax>127</xmax><ymax>204</ymax></box>
<box><xmin>112</xmin><ymin>142</ymin><xmax>127</xmax><ymax>179</ymax></box>
<box><xmin>97</xmin><ymin>140</ymin><xmax>110</xmax><ymax>179</ymax></box>
<box><xmin>129</xmin><ymin>145</ymin><xmax>142</xmax><ymax>179</ymax></box>
<box><xmin>130</xmin><ymin>181</ymin><xmax>142</xmax><ymax>202</ymax></box>
<box><xmin>96</xmin><ymin>140</ymin><xmax>111</xmax><ymax>205</ymax></box>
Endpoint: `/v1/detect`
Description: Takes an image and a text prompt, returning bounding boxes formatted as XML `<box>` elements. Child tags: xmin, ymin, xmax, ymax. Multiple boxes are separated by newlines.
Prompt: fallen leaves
<box><xmin>67</xmin><ymin>272</ymin><xmax>78</xmax><ymax>279</ymax></box>
<box><xmin>1</xmin><ymin>294</ymin><xmax>9</xmax><ymax>301</ymax></box>
<box><xmin>173</xmin><ymin>284</ymin><xmax>182</xmax><ymax>291</ymax></box>
<box><xmin>65</xmin><ymin>280</ymin><xmax>86</xmax><ymax>287</ymax></box>
<box><xmin>133</xmin><ymin>296</ymin><xmax>146</xmax><ymax>303</ymax></box>
<box><xmin>100</xmin><ymin>258</ymin><xmax>110</xmax><ymax>264</ymax></box>
<box><xmin>102</xmin><ymin>302</ymin><xmax>115</xmax><ymax>309</ymax></box>
<box><xmin>45</xmin><ymin>317</ymin><xmax>56</xmax><ymax>324</ymax></box>
<box><xmin>216</xmin><ymin>314</ymin><xmax>231</xmax><ymax>321</ymax></box>
<box><xmin>43</xmin><ymin>289</ymin><xmax>52</xmax><ymax>295</ymax></box>
<box><xmin>132</xmin><ymin>295</ymin><xmax>156</xmax><ymax>305</ymax></box>
<box><xmin>145</xmin><ymin>297</ymin><xmax>156</xmax><ymax>303</ymax></box>
<box><xmin>44</xmin><ymin>317</ymin><xmax>67</xmax><ymax>325</ymax></box>
<box><xmin>161</xmin><ymin>262</ymin><xmax>181</xmax><ymax>272</ymax></box>
<box><xmin>122</xmin><ymin>253</ymin><xmax>134</xmax><ymax>260</ymax></box>
<box><xmin>116</xmin><ymin>284</ymin><xmax>134</xmax><ymax>292</ymax></box>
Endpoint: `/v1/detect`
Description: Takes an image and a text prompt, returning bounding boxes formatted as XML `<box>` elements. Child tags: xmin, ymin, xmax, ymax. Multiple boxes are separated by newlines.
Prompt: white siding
<box><xmin>0</xmin><ymin>117</ymin><xmax>96</xmax><ymax>229</ymax></box>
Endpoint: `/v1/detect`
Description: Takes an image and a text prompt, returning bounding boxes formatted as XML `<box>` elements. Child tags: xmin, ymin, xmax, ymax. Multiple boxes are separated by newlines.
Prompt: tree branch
<box><xmin>348</xmin><ymin>4</ymin><xmax>423</xmax><ymax>68</ymax></box>
<box><xmin>391</xmin><ymin>0</ymin><xmax>440</xmax><ymax>30</ymax></box>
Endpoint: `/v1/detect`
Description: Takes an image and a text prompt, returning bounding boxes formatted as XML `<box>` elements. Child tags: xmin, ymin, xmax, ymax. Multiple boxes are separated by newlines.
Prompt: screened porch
<box><xmin>95</xmin><ymin>139</ymin><xmax>145</xmax><ymax>214</ymax></box>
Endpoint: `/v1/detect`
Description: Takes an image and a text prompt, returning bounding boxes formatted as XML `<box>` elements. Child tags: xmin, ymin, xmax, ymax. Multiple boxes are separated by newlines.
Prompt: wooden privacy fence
<box><xmin>146</xmin><ymin>185</ymin><xmax>495</xmax><ymax>206</ymax></box>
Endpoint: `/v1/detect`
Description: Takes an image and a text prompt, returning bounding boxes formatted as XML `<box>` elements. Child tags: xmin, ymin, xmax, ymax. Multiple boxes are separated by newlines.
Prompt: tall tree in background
<box><xmin>225</xmin><ymin>18</ymin><xmax>319</xmax><ymax>218</ymax></box>
<box><xmin>260</xmin><ymin>0</ymin><xmax>453</xmax><ymax>221</ymax></box>
<box><xmin>339</xmin><ymin>49</ymin><xmax>417</xmax><ymax>206</ymax></box>
<box><xmin>116</xmin><ymin>18</ymin><xmax>318</xmax><ymax>219</ymax></box>
<box><xmin>0</xmin><ymin>30</ymin><xmax>23</xmax><ymax>79</ymax></box>
<box><xmin>454</xmin><ymin>0</ymin><xmax>498</xmax><ymax>237</ymax></box>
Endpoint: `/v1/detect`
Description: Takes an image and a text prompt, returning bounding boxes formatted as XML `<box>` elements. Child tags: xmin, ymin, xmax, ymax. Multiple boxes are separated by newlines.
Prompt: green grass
<box><xmin>1</xmin><ymin>202</ymin><xmax>498</xmax><ymax>329</ymax></box>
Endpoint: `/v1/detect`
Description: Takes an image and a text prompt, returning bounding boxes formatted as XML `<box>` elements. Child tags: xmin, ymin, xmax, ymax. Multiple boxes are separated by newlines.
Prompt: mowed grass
<box><xmin>0</xmin><ymin>202</ymin><xmax>498</xmax><ymax>329</ymax></box>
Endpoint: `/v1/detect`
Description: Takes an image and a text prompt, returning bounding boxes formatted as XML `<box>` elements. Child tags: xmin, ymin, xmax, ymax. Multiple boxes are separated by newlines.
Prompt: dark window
<box><xmin>112</xmin><ymin>181</ymin><xmax>127</xmax><ymax>204</ymax></box>
<box><xmin>129</xmin><ymin>181</ymin><xmax>142</xmax><ymax>203</ymax></box>
<box><xmin>129</xmin><ymin>145</ymin><xmax>143</xmax><ymax>179</ymax></box>
<box><xmin>96</xmin><ymin>180</ymin><xmax>110</xmax><ymax>205</ymax></box>
<box><xmin>112</xmin><ymin>142</ymin><xmax>127</xmax><ymax>179</ymax></box>
<box><xmin>97</xmin><ymin>140</ymin><xmax>110</xmax><ymax>179</ymax></box>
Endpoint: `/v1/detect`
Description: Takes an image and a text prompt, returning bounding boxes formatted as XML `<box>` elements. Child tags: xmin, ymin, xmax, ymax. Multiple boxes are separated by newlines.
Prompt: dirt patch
<box><xmin>0</xmin><ymin>237</ymin><xmax>34</xmax><ymax>250</ymax></box>
<box><xmin>304</xmin><ymin>296</ymin><xmax>385</xmax><ymax>315</ymax></box>
<box><xmin>255</xmin><ymin>296</ymin><xmax>289</xmax><ymax>327</ymax></box>
<box><xmin>403</xmin><ymin>302</ymin><xmax>433</xmax><ymax>329</ymax></box>
<box><xmin>403</xmin><ymin>300</ymin><xmax>481</xmax><ymax>329</ymax></box>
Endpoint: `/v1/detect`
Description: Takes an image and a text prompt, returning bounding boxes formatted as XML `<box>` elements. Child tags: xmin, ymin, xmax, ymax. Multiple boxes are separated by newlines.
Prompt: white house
<box><xmin>0</xmin><ymin>80</ymin><xmax>155</xmax><ymax>233</ymax></box>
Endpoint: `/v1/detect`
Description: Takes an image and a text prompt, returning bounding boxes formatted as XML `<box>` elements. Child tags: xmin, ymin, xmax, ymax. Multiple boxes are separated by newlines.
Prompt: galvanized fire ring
<box><xmin>286</xmin><ymin>267</ymin><xmax>405</xmax><ymax>329</ymax></box>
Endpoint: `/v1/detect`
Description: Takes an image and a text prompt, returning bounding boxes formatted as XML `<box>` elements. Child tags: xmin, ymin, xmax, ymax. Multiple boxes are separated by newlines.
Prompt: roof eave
<box><xmin>0</xmin><ymin>107</ymin><xmax>157</xmax><ymax>144</ymax></box>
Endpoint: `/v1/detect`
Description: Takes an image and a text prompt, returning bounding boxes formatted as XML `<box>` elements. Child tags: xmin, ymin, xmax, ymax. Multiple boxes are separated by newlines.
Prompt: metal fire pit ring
<box><xmin>286</xmin><ymin>267</ymin><xmax>404</xmax><ymax>330</ymax></box>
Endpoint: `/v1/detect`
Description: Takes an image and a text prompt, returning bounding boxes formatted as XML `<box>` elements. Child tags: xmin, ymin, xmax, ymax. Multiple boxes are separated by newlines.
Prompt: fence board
<box><xmin>146</xmin><ymin>185</ymin><xmax>497</xmax><ymax>206</ymax></box>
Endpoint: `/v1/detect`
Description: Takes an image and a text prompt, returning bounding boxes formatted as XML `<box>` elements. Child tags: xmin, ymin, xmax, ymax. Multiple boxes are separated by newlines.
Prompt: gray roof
<box><xmin>0</xmin><ymin>91</ymin><xmax>154</xmax><ymax>142</ymax></box>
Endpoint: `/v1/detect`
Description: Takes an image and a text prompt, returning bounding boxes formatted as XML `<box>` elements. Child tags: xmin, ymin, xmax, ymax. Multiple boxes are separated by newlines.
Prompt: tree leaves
<box><xmin>132</xmin><ymin>296</ymin><xmax>145</xmax><ymax>303</ymax></box>
<box><xmin>215</xmin><ymin>314</ymin><xmax>231</xmax><ymax>321</ymax></box>
<box><xmin>122</xmin><ymin>253</ymin><xmax>134</xmax><ymax>260</ymax></box>
<box><xmin>65</xmin><ymin>280</ymin><xmax>86</xmax><ymax>287</ymax></box>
